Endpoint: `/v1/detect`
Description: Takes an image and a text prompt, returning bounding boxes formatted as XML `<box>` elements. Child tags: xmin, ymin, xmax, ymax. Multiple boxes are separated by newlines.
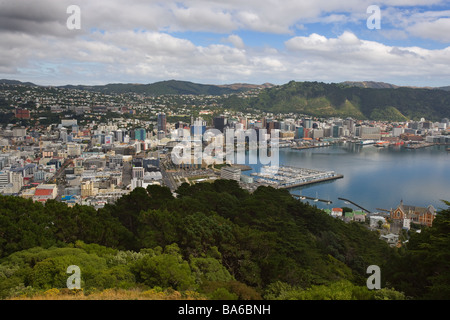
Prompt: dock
<box><xmin>251</xmin><ymin>165</ymin><xmax>343</xmax><ymax>189</ymax></box>
<box><xmin>404</xmin><ymin>143</ymin><xmax>436</xmax><ymax>149</ymax></box>
<box><xmin>338</xmin><ymin>197</ymin><xmax>371</xmax><ymax>213</ymax></box>
<box><xmin>291</xmin><ymin>143</ymin><xmax>331</xmax><ymax>150</ymax></box>
<box><xmin>292</xmin><ymin>194</ymin><xmax>332</xmax><ymax>204</ymax></box>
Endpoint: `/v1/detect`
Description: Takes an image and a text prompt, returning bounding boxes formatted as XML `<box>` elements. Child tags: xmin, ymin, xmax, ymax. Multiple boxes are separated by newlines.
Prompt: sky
<box><xmin>1</xmin><ymin>0</ymin><xmax>450</xmax><ymax>87</ymax></box>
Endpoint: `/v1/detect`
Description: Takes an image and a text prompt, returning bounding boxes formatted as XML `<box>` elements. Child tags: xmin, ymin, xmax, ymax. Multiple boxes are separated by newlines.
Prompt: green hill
<box><xmin>61</xmin><ymin>80</ymin><xmax>254</xmax><ymax>96</ymax></box>
<box><xmin>223</xmin><ymin>81</ymin><xmax>450</xmax><ymax>121</ymax></box>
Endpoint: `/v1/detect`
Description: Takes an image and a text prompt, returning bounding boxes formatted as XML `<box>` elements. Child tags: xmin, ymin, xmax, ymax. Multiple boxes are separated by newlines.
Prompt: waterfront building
<box><xmin>331</xmin><ymin>208</ymin><xmax>343</xmax><ymax>217</ymax></box>
<box><xmin>296</xmin><ymin>126</ymin><xmax>304</xmax><ymax>139</ymax></box>
<box><xmin>303</xmin><ymin>118</ymin><xmax>313</xmax><ymax>129</ymax></box>
<box><xmin>220</xmin><ymin>167</ymin><xmax>241</xmax><ymax>181</ymax></box>
<box><xmin>359</xmin><ymin>126</ymin><xmax>382</xmax><ymax>140</ymax></box>
<box><xmin>312</xmin><ymin>129</ymin><xmax>324</xmax><ymax>139</ymax></box>
<box><xmin>332</xmin><ymin>125</ymin><xmax>341</xmax><ymax>138</ymax></box>
<box><xmin>392</xmin><ymin>127</ymin><xmax>404</xmax><ymax>137</ymax></box>
<box><xmin>390</xmin><ymin>200</ymin><xmax>436</xmax><ymax>227</ymax></box>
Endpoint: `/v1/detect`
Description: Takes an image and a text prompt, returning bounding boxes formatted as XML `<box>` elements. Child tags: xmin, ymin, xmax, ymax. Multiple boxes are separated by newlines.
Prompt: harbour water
<box><xmin>241</xmin><ymin>143</ymin><xmax>450</xmax><ymax>213</ymax></box>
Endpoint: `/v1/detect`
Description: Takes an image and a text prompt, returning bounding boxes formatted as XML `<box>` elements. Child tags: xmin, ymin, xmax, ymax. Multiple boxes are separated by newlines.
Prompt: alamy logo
<box><xmin>170</xmin><ymin>128</ymin><xmax>279</xmax><ymax>169</ymax></box>
<box><xmin>367</xmin><ymin>5</ymin><xmax>381</xmax><ymax>30</ymax></box>
<box><xmin>67</xmin><ymin>5</ymin><xmax>81</xmax><ymax>30</ymax></box>
<box><xmin>66</xmin><ymin>265</ymin><xmax>81</xmax><ymax>289</ymax></box>
<box><xmin>366</xmin><ymin>265</ymin><xmax>381</xmax><ymax>290</ymax></box>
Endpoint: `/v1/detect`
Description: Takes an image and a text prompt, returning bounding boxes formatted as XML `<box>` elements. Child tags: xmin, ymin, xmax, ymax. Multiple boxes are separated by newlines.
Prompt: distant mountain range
<box><xmin>0</xmin><ymin>79</ymin><xmax>274</xmax><ymax>96</ymax></box>
<box><xmin>1</xmin><ymin>79</ymin><xmax>449</xmax><ymax>120</ymax></box>
<box><xmin>341</xmin><ymin>81</ymin><xmax>450</xmax><ymax>91</ymax></box>
<box><xmin>1</xmin><ymin>78</ymin><xmax>449</xmax><ymax>93</ymax></box>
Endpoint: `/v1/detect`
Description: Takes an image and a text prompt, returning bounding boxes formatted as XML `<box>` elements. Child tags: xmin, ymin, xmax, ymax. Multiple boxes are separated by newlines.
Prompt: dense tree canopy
<box><xmin>222</xmin><ymin>81</ymin><xmax>450</xmax><ymax>121</ymax></box>
<box><xmin>0</xmin><ymin>182</ymin><xmax>448</xmax><ymax>299</ymax></box>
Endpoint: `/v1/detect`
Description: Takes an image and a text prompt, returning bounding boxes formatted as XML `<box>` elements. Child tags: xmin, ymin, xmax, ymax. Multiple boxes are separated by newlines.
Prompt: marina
<box><xmin>250</xmin><ymin>165</ymin><xmax>343</xmax><ymax>189</ymax></box>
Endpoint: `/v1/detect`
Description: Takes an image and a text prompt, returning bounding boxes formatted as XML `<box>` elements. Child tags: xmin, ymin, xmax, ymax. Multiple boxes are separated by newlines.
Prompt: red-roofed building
<box><xmin>331</xmin><ymin>208</ymin><xmax>343</xmax><ymax>217</ymax></box>
<box><xmin>32</xmin><ymin>184</ymin><xmax>57</xmax><ymax>203</ymax></box>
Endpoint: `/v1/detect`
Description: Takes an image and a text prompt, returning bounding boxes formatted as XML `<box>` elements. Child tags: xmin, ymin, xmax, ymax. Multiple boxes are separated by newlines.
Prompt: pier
<box><xmin>338</xmin><ymin>197</ymin><xmax>371</xmax><ymax>213</ymax></box>
<box><xmin>291</xmin><ymin>143</ymin><xmax>331</xmax><ymax>150</ymax></box>
<box><xmin>404</xmin><ymin>143</ymin><xmax>436</xmax><ymax>149</ymax></box>
<box><xmin>251</xmin><ymin>165</ymin><xmax>343</xmax><ymax>189</ymax></box>
<box><xmin>292</xmin><ymin>194</ymin><xmax>332</xmax><ymax>204</ymax></box>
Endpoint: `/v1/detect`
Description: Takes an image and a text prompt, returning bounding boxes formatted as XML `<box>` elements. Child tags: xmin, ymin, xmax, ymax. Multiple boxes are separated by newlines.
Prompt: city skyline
<box><xmin>1</xmin><ymin>1</ymin><xmax>450</xmax><ymax>87</ymax></box>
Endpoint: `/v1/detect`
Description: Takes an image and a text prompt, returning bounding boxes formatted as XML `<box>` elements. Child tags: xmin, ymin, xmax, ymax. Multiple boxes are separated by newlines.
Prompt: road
<box><xmin>160</xmin><ymin>159</ymin><xmax>179</xmax><ymax>192</ymax></box>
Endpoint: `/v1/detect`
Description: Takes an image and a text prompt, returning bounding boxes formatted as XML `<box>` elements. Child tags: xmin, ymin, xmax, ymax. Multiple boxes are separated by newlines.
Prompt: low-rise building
<box><xmin>390</xmin><ymin>200</ymin><xmax>436</xmax><ymax>227</ymax></box>
<box><xmin>32</xmin><ymin>184</ymin><xmax>58</xmax><ymax>203</ymax></box>
<box><xmin>220</xmin><ymin>167</ymin><xmax>241</xmax><ymax>181</ymax></box>
<box><xmin>331</xmin><ymin>208</ymin><xmax>343</xmax><ymax>217</ymax></box>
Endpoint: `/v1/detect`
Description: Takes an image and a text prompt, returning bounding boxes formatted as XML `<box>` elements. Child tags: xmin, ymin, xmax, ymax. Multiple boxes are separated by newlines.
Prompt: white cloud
<box><xmin>407</xmin><ymin>18</ymin><xmax>450</xmax><ymax>42</ymax></box>
<box><xmin>1</xmin><ymin>1</ymin><xmax>450</xmax><ymax>86</ymax></box>
<box><xmin>284</xmin><ymin>32</ymin><xmax>450</xmax><ymax>85</ymax></box>
<box><xmin>223</xmin><ymin>34</ymin><xmax>245</xmax><ymax>49</ymax></box>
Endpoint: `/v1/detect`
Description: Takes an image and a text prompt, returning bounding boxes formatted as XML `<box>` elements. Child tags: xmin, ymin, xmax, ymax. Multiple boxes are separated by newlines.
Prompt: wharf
<box><xmin>251</xmin><ymin>165</ymin><xmax>343</xmax><ymax>190</ymax></box>
<box><xmin>338</xmin><ymin>197</ymin><xmax>371</xmax><ymax>213</ymax></box>
<box><xmin>291</xmin><ymin>143</ymin><xmax>331</xmax><ymax>150</ymax></box>
<box><xmin>281</xmin><ymin>174</ymin><xmax>344</xmax><ymax>189</ymax></box>
<box><xmin>404</xmin><ymin>143</ymin><xmax>436</xmax><ymax>149</ymax></box>
<box><xmin>230</xmin><ymin>164</ymin><xmax>252</xmax><ymax>171</ymax></box>
<box><xmin>292</xmin><ymin>194</ymin><xmax>332</xmax><ymax>204</ymax></box>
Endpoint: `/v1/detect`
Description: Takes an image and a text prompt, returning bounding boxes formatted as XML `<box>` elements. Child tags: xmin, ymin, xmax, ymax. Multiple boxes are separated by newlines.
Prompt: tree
<box><xmin>131</xmin><ymin>244</ymin><xmax>196</xmax><ymax>291</ymax></box>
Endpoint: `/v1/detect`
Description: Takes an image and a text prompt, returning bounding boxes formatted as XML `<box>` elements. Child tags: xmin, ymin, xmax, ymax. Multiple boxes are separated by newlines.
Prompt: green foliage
<box><xmin>62</xmin><ymin>80</ymin><xmax>247</xmax><ymax>96</ymax></box>
<box><xmin>369</xmin><ymin>106</ymin><xmax>408</xmax><ymax>122</ymax></box>
<box><xmin>208</xmin><ymin>287</ymin><xmax>238</xmax><ymax>300</ymax></box>
<box><xmin>190</xmin><ymin>256</ymin><xmax>234</xmax><ymax>283</ymax></box>
<box><xmin>264</xmin><ymin>280</ymin><xmax>405</xmax><ymax>300</ymax></box>
<box><xmin>0</xmin><ymin>183</ymin><xmax>448</xmax><ymax>300</ymax></box>
<box><xmin>385</xmin><ymin>201</ymin><xmax>450</xmax><ymax>299</ymax></box>
<box><xmin>229</xmin><ymin>81</ymin><xmax>450</xmax><ymax>121</ymax></box>
<box><xmin>131</xmin><ymin>244</ymin><xmax>196</xmax><ymax>291</ymax></box>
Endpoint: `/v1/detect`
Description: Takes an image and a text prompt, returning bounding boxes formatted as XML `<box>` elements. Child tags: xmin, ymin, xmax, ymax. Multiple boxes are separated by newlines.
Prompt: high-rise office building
<box><xmin>157</xmin><ymin>113</ymin><xmax>167</xmax><ymax>132</ymax></box>
<box><xmin>213</xmin><ymin>116</ymin><xmax>227</xmax><ymax>132</ymax></box>
<box><xmin>115</xmin><ymin>129</ymin><xmax>124</xmax><ymax>143</ymax></box>
<box><xmin>303</xmin><ymin>118</ymin><xmax>313</xmax><ymax>129</ymax></box>
<box><xmin>135</xmin><ymin>128</ymin><xmax>146</xmax><ymax>141</ymax></box>
<box><xmin>191</xmin><ymin>118</ymin><xmax>207</xmax><ymax>137</ymax></box>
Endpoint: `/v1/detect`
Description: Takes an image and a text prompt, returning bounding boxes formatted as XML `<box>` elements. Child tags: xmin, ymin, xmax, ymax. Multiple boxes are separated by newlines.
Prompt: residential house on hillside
<box><xmin>331</xmin><ymin>208</ymin><xmax>343</xmax><ymax>217</ymax></box>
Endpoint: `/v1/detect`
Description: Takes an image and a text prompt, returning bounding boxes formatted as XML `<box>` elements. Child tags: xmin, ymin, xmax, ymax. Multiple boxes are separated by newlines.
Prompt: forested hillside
<box><xmin>222</xmin><ymin>81</ymin><xmax>450</xmax><ymax>121</ymax></box>
<box><xmin>0</xmin><ymin>181</ymin><xmax>448</xmax><ymax>300</ymax></box>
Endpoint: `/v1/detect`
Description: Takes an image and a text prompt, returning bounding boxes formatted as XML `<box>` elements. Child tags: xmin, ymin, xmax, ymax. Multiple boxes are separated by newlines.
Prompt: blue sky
<box><xmin>1</xmin><ymin>0</ymin><xmax>450</xmax><ymax>87</ymax></box>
